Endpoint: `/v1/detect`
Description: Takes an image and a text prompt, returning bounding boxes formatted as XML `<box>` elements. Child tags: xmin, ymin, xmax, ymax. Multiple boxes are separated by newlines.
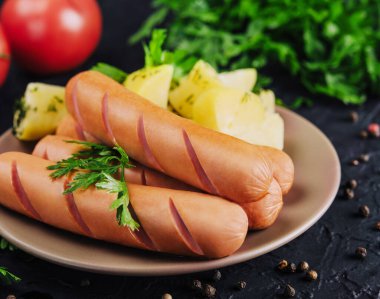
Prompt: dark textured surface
<box><xmin>0</xmin><ymin>1</ymin><xmax>380</xmax><ymax>298</ymax></box>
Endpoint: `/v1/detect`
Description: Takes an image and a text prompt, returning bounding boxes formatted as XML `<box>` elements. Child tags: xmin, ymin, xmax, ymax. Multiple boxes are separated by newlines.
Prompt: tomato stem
<box><xmin>0</xmin><ymin>53</ymin><xmax>10</xmax><ymax>60</ymax></box>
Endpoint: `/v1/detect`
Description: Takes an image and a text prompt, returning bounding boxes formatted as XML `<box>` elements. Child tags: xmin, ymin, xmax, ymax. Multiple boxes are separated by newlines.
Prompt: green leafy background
<box><xmin>131</xmin><ymin>0</ymin><xmax>380</xmax><ymax>105</ymax></box>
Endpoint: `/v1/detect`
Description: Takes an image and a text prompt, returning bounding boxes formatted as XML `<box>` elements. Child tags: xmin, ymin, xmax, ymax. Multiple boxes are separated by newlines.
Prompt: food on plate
<box><xmin>33</xmin><ymin>135</ymin><xmax>196</xmax><ymax>192</ymax></box>
<box><xmin>34</xmin><ymin>134</ymin><xmax>283</xmax><ymax>230</ymax></box>
<box><xmin>0</xmin><ymin>24</ymin><xmax>10</xmax><ymax>86</ymax></box>
<box><xmin>13</xmin><ymin>83</ymin><xmax>67</xmax><ymax>141</ymax></box>
<box><xmin>163</xmin><ymin>58</ymin><xmax>283</xmax><ymax>149</ymax></box>
<box><xmin>0</xmin><ymin>0</ymin><xmax>102</xmax><ymax>74</ymax></box>
<box><xmin>193</xmin><ymin>88</ymin><xmax>260</xmax><ymax>138</ymax></box>
<box><xmin>91</xmin><ymin>62</ymin><xmax>128</xmax><ymax>84</ymax></box>
<box><xmin>193</xmin><ymin>86</ymin><xmax>284</xmax><ymax>150</ymax></box>
<box><xmin>59</xmin><ymin>29</ymin><xmax>285</xmax><ymax>149</ymax></box>
<box><xmin>123</xmin><ymin>64</ymin><xmax>174</xmax><ymax>108</ymax></box>
<box><xmin>56</xmin><ymin>115</ymin><xmax>99</xmax><ymax>143</ymax></box>
<box><xmin>259</xmin><ymin>90</ymin><xmax>276</xmax><ymax>113</ymax></box>
<box><xmin>240</xmin><ymin>179</ymin><xmax>282</xmax><ymax>229</ymax></box>
<box><xmin>0</xmin><ymin>151</ymin><xmax>248</xmax><ymax>258</ymax></box>
<box><xmin>169</xmin><ymin>60</ymin><xmax>221</xmax><ymax>118</ymax></box>
<box><xmin>65</xmin><ymin>71</ymin><xmax>294</xmax><ymax>204</ymax></box>
<box><xmin>218</xmin><ymin>69</ymin><xmax>257</xmax><ymax>91</ymax></box>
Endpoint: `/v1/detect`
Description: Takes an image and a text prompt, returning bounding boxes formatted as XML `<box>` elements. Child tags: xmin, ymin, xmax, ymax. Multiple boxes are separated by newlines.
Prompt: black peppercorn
<box><xmin>349</xmin><ymin>111</ymin><xmax>359</xmax><ymax>123</ymax></box>
<box><xmin>161</xmin><ymin>294</ymin><xmax>172</xmax><ymax>299</ymax></box>
<box><xmin>355</xmin><ymin>247</ymin><xmax>367</xmax><ymax>258</ymax></box>
<box><xmin>202</xmin><ymin>284</ymin><xmax>216</xmax><ymax>298</ymax></box>
<box><xmin>358</xmin><ymin>205</ymin><xmax>370</xmax><ymax>218</ymax></box>
<box><xmin>277</xmin><ymin>259</ymin><xmax>288</xmax><ymax>271</ymax></box>
<box><xmin>345</xmin><ymin>188</ymin><xmax>355</xmax><ymax>200</ymax></box>
<box><xmin>297</xmin><ymin>261</ymin><xmax>309</xmax><ymax>272</ymax></box>
<box><xmin>375</xmin><ymin>221</ymin><xmax>380</xmax><ymax>231</ymax></box>
<box><xmin>191</xmin><ymin>279</ymin><xmax>202</xmax><ymax>291</ymax></box>
<box><xmin>236</xmin><ymin>281</ymin><xmax>247</xmax><ymax>290</ymax></box>
<box><xmin>286</xmin><ymin>262</ymin><xmax>297</xmax><ymax>273</ymax></box>
<box><xmin>359</xmin><ymin>154</ymin><xmax>370</xmax><ymax>163</ymax></box>
<box><xmin>306</xmin><ymin>270</ymin><xmax>318</xmax><ymax>281</ymax></box>
<box><xmin>212</xmin><ymin>270</ymin><xmax>221</xmax><ymax>281</ymax></box>
<box><xmin>283</xmin><ymin>284</ymin><xmax>296</xmax><ymax>297</ymax></box>
<box><xmin>347</xmin><ymin>179</ymin><xmax>358</xmax><ymax>190</ymax></box>
<box><xmin>351</xmin><ymin>159</ymin><xmax>359</xmax><ymax>166</ymax></box>
<box><xmin>360</xmin><ymin>130</ymin><xmax>368</xmax><ymax>139</ymax></box>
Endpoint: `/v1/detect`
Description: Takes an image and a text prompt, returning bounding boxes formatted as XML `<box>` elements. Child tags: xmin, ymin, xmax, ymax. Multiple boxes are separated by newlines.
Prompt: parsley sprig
<box><xmin>92</xmin><ymin>29</ymin><xmax>197</xmax><ymax>84</ymax></box>
<box><xmin>0</xmin><ymin>267</ymin><xmax>20</xmax><ymax>284</ymax></box>
<box><xmin>91</xmin><ymin>63</ymin><xmax>128</xmax><ymax>83</ymax></box>
<box><xmin>47</xmin><ymin>141</ymin><xmax>140</xmax><ymax>230</ymax></box>
<box><xmin>0</xmin><ymin>237</ymin><xmax>15</xmax><ymax>251</ymax></box>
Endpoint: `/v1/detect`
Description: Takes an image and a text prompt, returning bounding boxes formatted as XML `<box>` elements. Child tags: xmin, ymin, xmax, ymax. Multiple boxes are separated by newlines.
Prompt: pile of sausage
<box><xmin>0</xmin><ymin>71</ymin><xmax>294</xmax><ymax>258</ymax></box>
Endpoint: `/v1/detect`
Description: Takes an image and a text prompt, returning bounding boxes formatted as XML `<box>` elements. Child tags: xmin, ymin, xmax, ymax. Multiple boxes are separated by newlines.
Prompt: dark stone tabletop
<box><xmin>0</xmin><ymin>1</ymin><xmax>379</xmax><ymax>298</ymax></box>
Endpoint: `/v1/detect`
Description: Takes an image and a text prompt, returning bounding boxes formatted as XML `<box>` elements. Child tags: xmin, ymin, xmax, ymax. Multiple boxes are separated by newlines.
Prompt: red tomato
<box><xmin>0</xmin><ymin>0</ymin><xmax>102</xmax><ymax>74</ymax></box>
<box><xmin>0</xmin><ymin>24</ymin><xmax>10</xmax><ymax>85</ymax></box>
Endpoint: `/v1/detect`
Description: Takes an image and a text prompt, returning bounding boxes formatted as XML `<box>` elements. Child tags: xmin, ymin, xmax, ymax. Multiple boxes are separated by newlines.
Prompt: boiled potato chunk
<box><xmin>169</xmin><ymin>60</ymin><xmax>221</xmax><ymax>118</ymax></box>
<box><xmin>123</xmin><ymin>64</ymin><xmax>173</xmax><ymax>108</ymax></box>
<box><xmin>239</xmin><ymin>113</ymin><xmax>284</xmax><ymax>150</ymax></box>
<box><xmin>193</xmin><ymin>87</ymin><xmax>265</xmax><ymax>134</ymax></box>
<box><xmin>13</xmin><ymin>83</ymin><xmax>67</xmax><ymax>141</ymax></box>
<box><xmin>218</xmin><ymin>68</ymin><xmax>257</xmax><ymax>91</ymax></box>
<box><xmin>259</xmin><ymin>89</ymin><xmax>275</xmax><ymax>113</ymax></box>
<box><xmin>193</xmin><ymin>86</ymin><xmax>284</xmax><ymax>149</ymax></box>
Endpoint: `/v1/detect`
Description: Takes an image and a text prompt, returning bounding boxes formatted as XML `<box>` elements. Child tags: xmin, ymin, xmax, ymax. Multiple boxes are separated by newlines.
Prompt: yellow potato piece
<box><xmin>259</xmin><ymin>89</ymin><xmax>276</xmax><ymax>113</ymax></box>
<box><xmin>193</xmin><ymin>87</ymin><xmax>265</xmax><ymax>133</ymax></box>
<box><xmin>123</xmin><ymin>64</ymin><xmax>174</xmax><ymax>108</ymax></box>
<box><xmin>169</xmin><ymin>60</ymin><xmax>221</xmax><ymax>118</ymax></box>
<box><xmin>218</xmin><ymin>68</ymin><xmax>257</xmax><ymax>91</ymax></box>
<box><xmin>239</xmin><ymin>113</ymin><xmax>284</xmax><ymax>150</ymax></box>
<box><xmin>13</xmin><ymin>83</ymin><xmax>67</xmax><ymax>141</ymax></box>
<box><xmin>193</xmin><ymin>86</ymin><xmax>284</xmax><ymax>149</ymax></box>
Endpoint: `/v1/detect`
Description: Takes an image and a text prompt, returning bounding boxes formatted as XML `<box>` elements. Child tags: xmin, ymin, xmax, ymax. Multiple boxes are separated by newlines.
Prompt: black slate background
<box><xmin>0</xmin><ymin>1</ymin><xmax>380</xmax><ymax>298</ymax></box>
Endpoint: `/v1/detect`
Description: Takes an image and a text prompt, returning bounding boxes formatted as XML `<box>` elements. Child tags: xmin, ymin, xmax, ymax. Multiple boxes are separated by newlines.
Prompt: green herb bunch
<box><xmin>131</xmin><ymin>0</ymin><xmax>380</xmax><ymax>105</ymax></box>
<box><xmin>48</xmin><ymin>141</ymin><xmax>140</xmax><ymax>230</ymax></box>
<box><xmin>92</xmin><ymin>29</ymin><xmax>197</xmax><ymax>83</ymax></box>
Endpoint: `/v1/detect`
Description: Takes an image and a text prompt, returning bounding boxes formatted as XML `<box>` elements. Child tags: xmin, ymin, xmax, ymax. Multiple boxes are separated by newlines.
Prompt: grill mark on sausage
<box><xmin>101</xmin><ymin>92</ymin><xmax>117</xmax><ymax>145</ymax></box>
<box><xmin>137</xmin><ymin>115</ymin><xmax>164</xmax><ymax>171</ymax></box>
<box><xmin>128</xmin><ymin>205</ymin><xmax>156</xmax><ymax>250</ymax></box>
<box><xmin>182</xmin><ymin>130</ymin><xmax>218</xmax><ymax>195</ymax></box>
<box><xmin>74</xmin><ymin>122</ymin><xmax>86</xmax><ymax>141</ymax></box>
<box><xmin>141</xmin><ymin>169</ymin><xmax>147</xmax><ymax>186</ymax></box>
<box><xmin>64</xmin><ymin>180</ymin><xmax>93</xmax><ymax>236</ymax></box>
<box><xmin>11</xmin><ymin>161</ymin><xmax>42</xmax><ymax>220</ymax></box>
<box><xmin>169</xmin><ymin>198</ymin><xmax>204</xmax><ymax>256</ymax></box>
<box><xmin>41</xmin><ymin>149</ymin><xmax>48</xmax><ymax>160</ymax></box>
<box><xmin>71</xmin><ymin>82</ymin><xmax>86</xmax><ymax>133</ymax></box>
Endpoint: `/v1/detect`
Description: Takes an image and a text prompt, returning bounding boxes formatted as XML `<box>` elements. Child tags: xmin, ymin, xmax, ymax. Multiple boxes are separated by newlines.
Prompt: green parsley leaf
<box><xmin>91</xmin><ymin>63</ymin><xmax>128</xmax><ymax>83</ymax></box>
<box><xmin>0</xmin><ymin>237</ymin><xmax>15</xmax><ymax>251</ymax></box>
<box><xmin>134</xmin><ymin>0</ymin><xmax>380</xmax><ymax>105</ymax></box>
<box><xmin>141</xmin><ymin>29</ymin><xmax>197</xmax><ymax>81</ymax></box>
<box><xmin>0</xmin><ymin>267</ymin><xmax>20</xmax><ymax>284</ymax></box>
<box><xmin>48</xmin><ymin>141</ymin><xmax>139</xmax><ymax>230</ymax></box>
<box><xmin>143</xmin><ymin>29</ymin><xmax>167</xmax><ymax>67</ymax></box>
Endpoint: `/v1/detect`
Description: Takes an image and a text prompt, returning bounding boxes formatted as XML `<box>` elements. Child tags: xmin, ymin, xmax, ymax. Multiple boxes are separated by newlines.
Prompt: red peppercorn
<box><xmin>368</xmin><ymin>123</ymin><xmax>380</xmax><ymax>137</ymax></box>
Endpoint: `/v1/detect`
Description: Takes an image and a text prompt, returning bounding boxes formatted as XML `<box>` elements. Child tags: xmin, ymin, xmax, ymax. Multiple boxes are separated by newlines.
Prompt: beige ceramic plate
<box><xmin>0</xmin><ymin>107</ymin><xmax>340</xmax><ymax>276</ymax></box>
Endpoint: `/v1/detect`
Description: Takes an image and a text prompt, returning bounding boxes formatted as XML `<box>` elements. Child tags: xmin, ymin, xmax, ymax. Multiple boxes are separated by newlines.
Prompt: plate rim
<box><xmin>0</xmin><ymin>107</ymin><xmax>341</xmax><ymax>276</ymax></box>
